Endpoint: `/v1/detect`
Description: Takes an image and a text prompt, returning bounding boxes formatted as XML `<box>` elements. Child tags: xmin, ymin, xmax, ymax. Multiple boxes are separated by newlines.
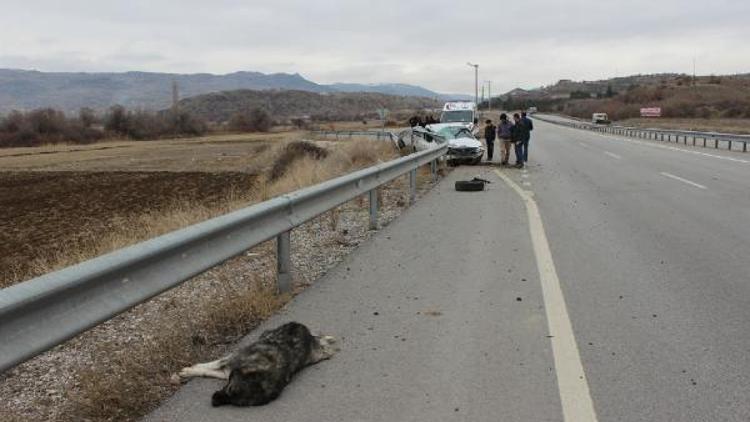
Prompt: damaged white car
<box><xmin>428</xmin><ymin>124</ymin><xmax>484</xmax><ymax>166</ymax></box>
<box><xmin>396</xmin><ymin>125</ymin><xmax>483</xmax><ymax>165</ymax></box>
<box><xmin>395</xmin><ymin>126</ymin><xmax>443</xmax><ymax>153</ymax></box>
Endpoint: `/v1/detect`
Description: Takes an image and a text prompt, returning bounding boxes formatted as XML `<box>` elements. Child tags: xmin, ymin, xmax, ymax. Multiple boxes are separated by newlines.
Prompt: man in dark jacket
<box><xmin>519</xmin><ymin>111</ymin><xmax>534</xmax><ymax>164</ymax></box>
<box><xmin>510</xmin><ymin>113</ymin><xmax>529</xmax><ymax>168</ymax></box>
<box><xmin>483</xmin><ymin>119</ymin><xmax>496</xmax><ymax>162</ymax></box>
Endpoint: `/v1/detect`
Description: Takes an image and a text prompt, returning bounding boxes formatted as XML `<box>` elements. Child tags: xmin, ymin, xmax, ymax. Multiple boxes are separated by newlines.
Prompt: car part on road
<box><xmin>455</xmin><ymin>177</ymin><xmax>490</xmax><ymax>191</ymax></box>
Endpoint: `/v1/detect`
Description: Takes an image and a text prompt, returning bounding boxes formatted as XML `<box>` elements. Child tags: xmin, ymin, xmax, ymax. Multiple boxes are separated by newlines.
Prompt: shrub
<box><xmin>0</xmin><ymin>108</ymin><xmax>104</xmax><ymax>147</ymax></box>
<box><xmin>103</xmin><ymin>106</ymin><xmax>206</xmax><ymax>140</ymax></box>
<box><xmin>290</xmin><ymin>118</ymin><xmax>308</xmax><ymax>129</ymax></box>
<box><xmin>269</xmin><ymin>141</ymin><xmax>329</xmax><ymax>181</ymax></box>
<box><xmin>229</xmin><ymin>108</ymin><xmax>273</xmax><ymax>132</ymax></box>
<box><xmin>167</xmin><ymin>110</ymin><xmax>207</xmax><ymax>136</ymax></box>
<box><xmin>569</xmin><ymin>90</ymin><xmax>591</xmax><ymax>99</ymax></box>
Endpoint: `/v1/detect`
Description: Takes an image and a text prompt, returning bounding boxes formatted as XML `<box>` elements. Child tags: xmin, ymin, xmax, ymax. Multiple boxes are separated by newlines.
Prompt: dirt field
<box><xmin>0</xmin><ymin>171</ymin><xmax>257</xmax><ymax>286</ymax></box>
<box><xmin>0</xmin><ymin>132</ymin><xmax>301</xmax><ymax>172</ymax></box>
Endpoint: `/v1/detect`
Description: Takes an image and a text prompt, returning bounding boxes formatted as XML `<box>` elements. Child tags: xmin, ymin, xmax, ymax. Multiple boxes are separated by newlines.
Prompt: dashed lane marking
<box><xmin>603</xmin><ymin>151</ymin><xmax>622</xmax><ymax>160</ymax></box>
<box><xmin>567</xmin><ymin>125</ymin><xmax>750</xmax><ymax>164</ymax></box>
<box><xmin>660</xmin><ymin>172</ymin><xmax>708</xmax><ymax>190</ymax></box>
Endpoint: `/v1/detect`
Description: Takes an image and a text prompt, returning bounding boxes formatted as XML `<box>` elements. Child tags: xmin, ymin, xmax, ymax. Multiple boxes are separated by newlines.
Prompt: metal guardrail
<box><xmin>0</xmin><ymin>145</ymin><xmax>447</xmax><ymax>373</ymax></box>
<box><xmin>535</xmin><ymin>114</ymin><xmax>750</xmax><ymax>152</ymax></box>
<box><xmin>311</xmin><ymin>129</ymin><xmax>397</xmax><ymax>143</ymax></box>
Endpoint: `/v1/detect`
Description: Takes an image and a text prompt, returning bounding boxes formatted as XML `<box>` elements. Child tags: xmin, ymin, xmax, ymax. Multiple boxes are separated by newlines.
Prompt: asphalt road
<box><xmin>144</xmin><ymin>120</ymin><xmax>750</xmax><ymax>421</ymax></box>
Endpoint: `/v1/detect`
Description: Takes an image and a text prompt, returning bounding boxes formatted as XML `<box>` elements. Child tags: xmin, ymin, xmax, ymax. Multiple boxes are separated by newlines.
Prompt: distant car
<box><xmin>527</xmin><ymin>106</ymin><xmax>538</xmax><ymax>114</ymax></box>
<box><xmin>592</xmin><ymin>113</ymin><xmax>611</xmax><ymax>124</ymax></box>
<box><xmin>428</xmin><ymin>124</ymin><xmax>484</xmax><ymax>166</ymax></box>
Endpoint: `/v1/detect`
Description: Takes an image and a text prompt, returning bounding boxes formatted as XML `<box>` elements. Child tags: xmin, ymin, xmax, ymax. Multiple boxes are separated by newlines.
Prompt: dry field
<box><xmin>0</xmin><ymin>132</ymin><xmax>299</xmax><ymax>286</ymax></box>
<box><xmin>0</xmin><ymin>132</ymin><xmax>298</xmax><ymax>172</ymax></box>
<box><xmin>0</xmin><ymin>171</ymin><xmax>257</xmax><ymax>286</ymax></box>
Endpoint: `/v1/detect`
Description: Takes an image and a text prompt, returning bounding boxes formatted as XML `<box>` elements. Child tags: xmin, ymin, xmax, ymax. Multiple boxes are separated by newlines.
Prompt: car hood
<box><xmin>428</xmin><ymin>122</ymin><xmax>473</xmax><ymax>132</ymax></box>
<box><xmin>448</xmin><ymin>136</ymin><xmax>483</xmax><ymax>149</ymax></box>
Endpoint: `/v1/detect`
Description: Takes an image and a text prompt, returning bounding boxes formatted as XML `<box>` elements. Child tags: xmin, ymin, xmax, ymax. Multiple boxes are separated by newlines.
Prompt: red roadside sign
<box><xmin>640</xmin><ymin>107</ymin><xmax>662</xmax><ymax>117</ymax></box>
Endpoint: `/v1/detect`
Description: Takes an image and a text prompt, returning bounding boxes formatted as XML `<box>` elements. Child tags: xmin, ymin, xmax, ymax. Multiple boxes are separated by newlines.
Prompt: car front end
<box><xmin>446</xmin><ymin>143</ymin><xmax>484</xmax><ymax>165</ymax></box>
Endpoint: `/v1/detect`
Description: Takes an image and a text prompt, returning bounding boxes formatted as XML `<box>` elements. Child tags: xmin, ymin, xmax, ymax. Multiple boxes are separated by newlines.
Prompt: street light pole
<box><xmin>467</xmin><ymin>62</ymin><xmax>478</xmax><ymax>106</ymax></box>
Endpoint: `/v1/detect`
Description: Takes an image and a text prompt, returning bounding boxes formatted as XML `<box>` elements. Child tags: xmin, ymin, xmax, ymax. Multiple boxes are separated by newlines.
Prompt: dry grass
<box><xmin>3</xmin><ymin>136</ymin><xmax>405</xmax><ymax>421</ymax></box>
<box><xmin>259</xmin><ymin>138</ymin><xmax>399</xmax><ymax>198</ymax></box>
<box><xmin>62</xmin><ymin>277</ymin><xmax>287</xmax><ymax>421</ymax></box>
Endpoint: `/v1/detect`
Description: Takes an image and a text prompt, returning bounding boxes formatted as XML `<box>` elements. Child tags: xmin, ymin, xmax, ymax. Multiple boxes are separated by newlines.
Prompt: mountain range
<box><xmin>0</xmin><ymin>69</ymin><xmax>470</xmax><ymax>114</ymax></box>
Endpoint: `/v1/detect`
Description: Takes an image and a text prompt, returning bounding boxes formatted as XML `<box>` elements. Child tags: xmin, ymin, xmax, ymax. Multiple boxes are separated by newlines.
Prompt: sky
<box><xmin>2</xmin><ymin>0</ymin><xmax>749</xmax><ymax>95</ymax></box>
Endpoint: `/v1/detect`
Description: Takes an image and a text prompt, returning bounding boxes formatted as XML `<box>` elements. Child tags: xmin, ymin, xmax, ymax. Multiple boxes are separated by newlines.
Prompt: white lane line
<box><xmin>659</xmin><ymin>172</ymin><xmax>707</xmax><ymax>190</ymax></box>
<box><xmin>580</xmin><ymin>128</ymin><xmax>750</xmax><ymax>164</ymax></box>
<box><xmin>578</xmin><ymin>142</ymin><xmax>589</xmax><ymax>148</ymax></box>
<box><xmin>603</xmin><ymin>151</ymin><xmax>622</xmax><ymax>160</ymax></box>
<box><xmin>495</xmin><ymin>169</ymin><xmax>598</xmax><ymax>422</ymax></box>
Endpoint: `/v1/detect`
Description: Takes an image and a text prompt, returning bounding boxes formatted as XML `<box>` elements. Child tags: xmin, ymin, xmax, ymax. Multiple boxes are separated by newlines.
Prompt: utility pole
<box><xmin>467</xmin><ymin>62</ymin><xmax>479</xmax><ymax>106</ymax></box>
<box><xmin>485</xmin><ymin>80</ymin><xmax>492</xmax><ymax>113</ymax></box>
<box><xmin>171</xmin><ymin>80</ymin><xmax>179</xmax><ymax>113</ymax></box>
<box><xmin>693</xmin><ymin>57</ymin><xmax>697</xmax><ymax>86</ymax></box>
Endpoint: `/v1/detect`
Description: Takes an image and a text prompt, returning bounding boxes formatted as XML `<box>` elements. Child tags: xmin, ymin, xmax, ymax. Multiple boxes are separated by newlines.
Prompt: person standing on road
<box><xmin>519</xmin><ymin>111</ymin><xmax>534</xmax><ymax>164</ymax></box>
<box><xmin>483</xmin><ymin>119</ymin><xmax>496</xmax><ymax>162</ymax></box>
<box><xmin>511</xmin><ymin>113</ymin><xmax>529</xmax><ymax>168</ymax></box>
<box><xmin>497</xmin><ymin>113</ymin><xmax>513</xmax><ymax>165</ymax></box>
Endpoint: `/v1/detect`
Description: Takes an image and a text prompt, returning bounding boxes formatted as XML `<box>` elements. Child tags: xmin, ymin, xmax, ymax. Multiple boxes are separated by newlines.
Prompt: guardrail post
<box><xmin>409</xmin><ymin>168</ymin><xmax>417</xmax><ymax>204</ymax></box>
<box><xmin>692</xmin><ymin>136</ymin><xmax>696</xmax><ymax>146</ymax></box>
<box><xmin>430</xmin><ymin>159</ymin><xmax>438</xmax><ymax>182</ymax></box>
<box><xmin>744</xmin><ymin>142</ymin><xmax>747</xmax><ymax>153</ymax></box>
<box><xmin>683</xmin><ymin>136</ymin><xmax>687</xmax><ymax>145</ymax></box>
<box><xmin>728</xmin><ymin>140</ymin><xmax>732</xmax><ymax>150</ymax></box>
<box><xmin>703</xmin><ymin>137</ymin><xmax>707</xmax><ymax>147</ymax></box>
<box><xmin>368</xmin><ymin>189</ymin><xmax>378</xmax><ymax>230</ymax></box>
<box><xmin>715</xmin><ymin>139</ymin><xmax>719</xmax><ymax>149</ymax></box>
<box><xmin>277</xmin><ymin>231</ymin><xmax>292</xmax><ymax>293</ymax></box>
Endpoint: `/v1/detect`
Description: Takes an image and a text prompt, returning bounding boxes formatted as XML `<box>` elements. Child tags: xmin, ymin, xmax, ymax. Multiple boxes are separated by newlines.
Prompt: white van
<box><xmin>439</xmin><ymin>101</ymin><xmax>477</xmax><ymax>131</ymax></box>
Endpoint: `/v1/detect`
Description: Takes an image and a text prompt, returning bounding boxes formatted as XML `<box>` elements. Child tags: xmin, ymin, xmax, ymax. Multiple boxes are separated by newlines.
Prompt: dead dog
<box><xmin>178</xmin><ymin>322</ymin><xmax>338</xmax><ymax>406</ymax></box>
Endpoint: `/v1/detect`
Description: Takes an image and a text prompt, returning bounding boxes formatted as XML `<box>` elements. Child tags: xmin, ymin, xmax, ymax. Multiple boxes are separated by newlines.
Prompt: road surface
<box><xmin>144</xmin><ymin>119</ymin><xmax>750</xmax><ymax>421</ymax></box>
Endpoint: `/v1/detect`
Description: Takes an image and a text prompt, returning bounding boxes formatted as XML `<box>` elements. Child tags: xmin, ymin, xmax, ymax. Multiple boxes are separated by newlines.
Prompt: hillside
<box><xmin>0</xmin><ymin>69</ymin><xmax>464</xmax><ymax>114</ymax></box>
<box><xmin>330</xmin><ymin>83</ymin><xmax>471</xmax><ymax>101</ymax></box>
<box><xmin>175</xmin><ymin>90</ymin><xmax>441</xmax><ymax>122</ymax></box>
<box><xmin>561</xmin><ymin>74</ymin><xmax>750</xmax><ymax>121</ymax></box>
<box><xmin>499</xmin><ymin>73</ymin><xmax>682</xmax><ymax>101</ymax></box>
<box><xmin>494</xmin><ymin>73</ymin><xmax>750</xmax><ymax>121</ymax></box>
